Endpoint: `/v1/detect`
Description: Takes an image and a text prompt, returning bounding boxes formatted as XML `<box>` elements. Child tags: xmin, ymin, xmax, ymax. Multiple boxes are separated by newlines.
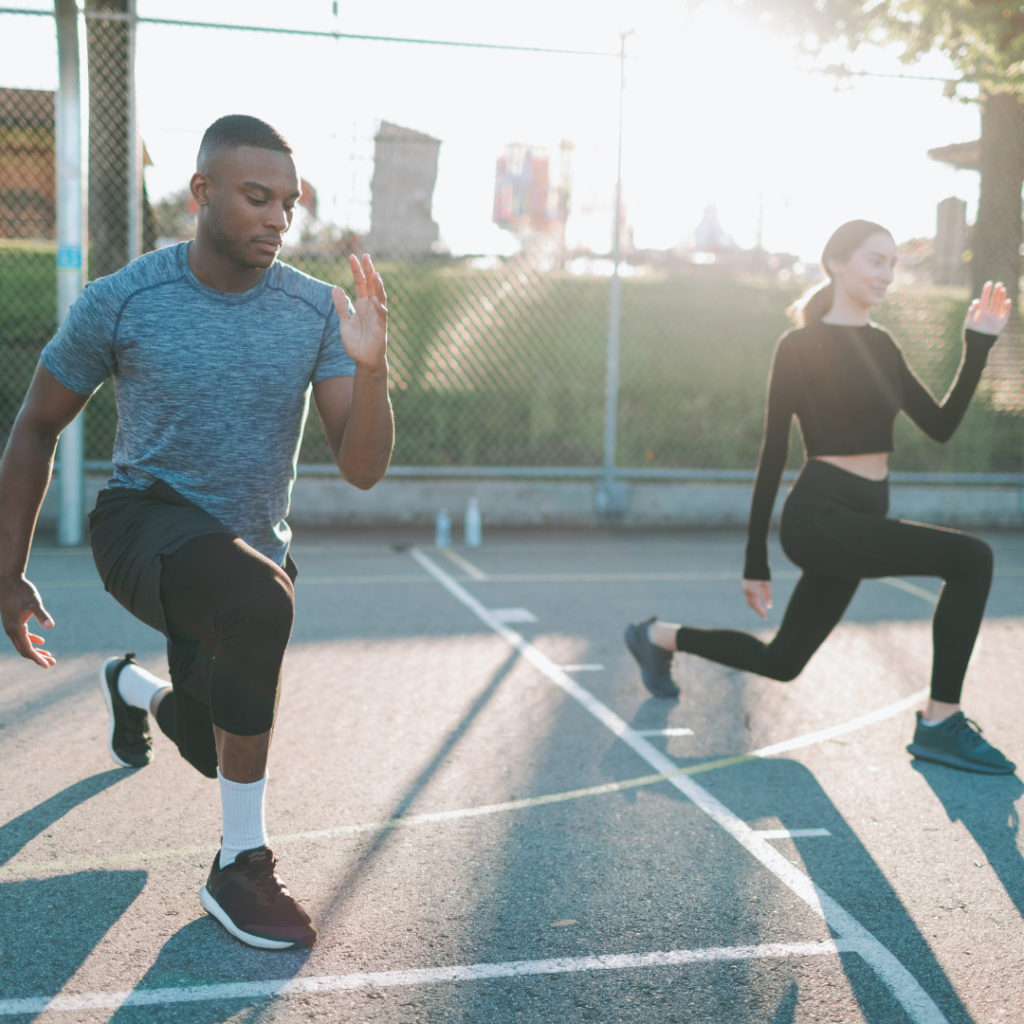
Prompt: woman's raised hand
<box><xmin>965</xmin><ymin>281</ymin><xmax>1012</xmax><ymax>336</ymax></box>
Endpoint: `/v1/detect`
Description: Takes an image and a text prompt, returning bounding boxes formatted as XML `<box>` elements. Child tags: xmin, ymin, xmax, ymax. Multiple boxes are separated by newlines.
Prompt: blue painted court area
<box><xmin>1</xmin><ymin>528</ymin><xmax>1022</xmax><ymax>1023</ymax></box>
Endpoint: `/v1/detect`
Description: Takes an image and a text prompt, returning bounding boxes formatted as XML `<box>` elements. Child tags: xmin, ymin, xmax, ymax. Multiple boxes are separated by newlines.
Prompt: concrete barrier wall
<box><xmin>38</xmin><ymin>470</ymin><xmax>1024</xmax><ymax>539</ymax></box>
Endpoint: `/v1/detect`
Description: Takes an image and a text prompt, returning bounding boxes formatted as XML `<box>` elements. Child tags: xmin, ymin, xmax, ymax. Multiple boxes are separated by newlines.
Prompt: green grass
<box><xmin>2</xmin><ymin>247</ymin><xmax>1022</xmax><ymax>474</ymax></box>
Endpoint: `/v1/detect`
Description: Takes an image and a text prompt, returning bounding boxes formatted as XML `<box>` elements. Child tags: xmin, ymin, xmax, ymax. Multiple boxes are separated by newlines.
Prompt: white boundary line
<box><xmin>0</xmin><ymin>941</ymin><xmax>852</xmax><ymax>1016</ymax></box>
<box><xmin>0</xmin><ymin>559</ymin><xmax>949</xmax><ymax>1018</ymax></box>
<box><xmin>408</xmin><ymin>546</ymin><xmax>948</xmax><ymax>1024</ymax></box>
<box><xmin>752</xmin><ymin>689</ymin><xmax>927</xmax><ymax>758</ymax></box>
<box><xmin>0</xmin><ymin>676</ymin><xmax>929</xmax><ymax>880</ymax></box>
<box><xmin>636</xmin><ymin>727</ymin><xmax>694</xmax><ymax>737</ymax></box>
<box><xmin>755</xmin><ymin>828</ymin><xmax>832</xmax><ymax>840</ymax></box>
<box><xmin>879</xmin><ymin>577</ymin><xmax>939</xmax><ymax>603</ymax></box>
<box><xmin>0</xmin><ymin>688</ymin><xmax>923</xmax><ymax>881</ymax></box>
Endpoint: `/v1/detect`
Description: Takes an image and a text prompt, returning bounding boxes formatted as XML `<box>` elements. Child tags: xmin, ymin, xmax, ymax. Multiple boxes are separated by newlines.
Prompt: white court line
<box><xmin>491</xmin><ymin>607</ymin><xmax>538</xmax><ymax>623</ymax></box>
<box><xmin>0</xmin><ymin>563</ymin><xmax>951</xmax><ymax>1017</ymax></box>
<box><xmin>880</xmin><ymin>578</ymin><xmax>940</xmax><ymax>603</ymax></box>
<box><xmin>753</xmin><ymin>689</ymin><xmax>927</xmax><ymax>759</ymax></box>
<box><xmin>0</xmin><ymin>941</ymin><xmax>853</xmax><ymax>1016</ymax></box>
<box><xmin>755</xmin><ymin>828</ymin><xmax>832</xmax><ymax>840</ymax></box>
<box><xmin>0</xmin><ymin>687</ymin><xmax>926</xmax><ymax>881</ymax></box>
<box><xmin>409</xmin><ymin>547</ymin><xmax>948</xmax><ymax>1024</ymax></box>
<box><xmin>559</xmin><ymin>663</ymin><xmax>604</xmax><ymax>672</ymax></box>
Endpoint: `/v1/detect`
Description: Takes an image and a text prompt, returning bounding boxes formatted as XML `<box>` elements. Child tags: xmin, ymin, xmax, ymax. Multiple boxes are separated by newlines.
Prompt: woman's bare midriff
<box><xmin>810</xmin><ymin>452</ymin><xmax>889</xmax><ymax>481</ymax></box>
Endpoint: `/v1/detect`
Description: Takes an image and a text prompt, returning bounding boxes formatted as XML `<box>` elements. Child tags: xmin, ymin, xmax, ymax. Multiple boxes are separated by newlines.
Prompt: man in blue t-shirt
<box><xmin>0</xmin><ymin>114</ymin><xmax>394</xmax><ymax>950</ymax></box>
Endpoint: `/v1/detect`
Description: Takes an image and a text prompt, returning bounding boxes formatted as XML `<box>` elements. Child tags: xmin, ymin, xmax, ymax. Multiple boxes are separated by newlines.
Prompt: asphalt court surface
<box><xmin>2</xmin><ymin>526</ymin><xmax>1023</xmax><ymax>1023</ymax></box>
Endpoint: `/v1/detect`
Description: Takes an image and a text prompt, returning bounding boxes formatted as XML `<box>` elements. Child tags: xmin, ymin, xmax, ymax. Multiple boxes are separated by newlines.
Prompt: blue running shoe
<box><xmin>907</xmin><ymin>711</ymin><xmax>1015</xmax><ymax>775</ymax></box>
<box><xmin>624</xmin><ymin>617</ymin><xmax>679</xmax><ymax>698</ymax></box>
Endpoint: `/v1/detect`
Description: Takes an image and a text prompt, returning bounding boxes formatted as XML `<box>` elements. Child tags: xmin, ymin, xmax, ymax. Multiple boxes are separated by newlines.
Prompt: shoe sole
<box><xmin>624</xmin><ymin>626</ymin><xmax>680</xmax><ymax>698</ymax></box>
<box><xmin>199</xmin><ymin>885</ymin><xmax>305</xmax><ymax>950</ymax></box>
<box><xmin>99</xmin><ymin>657</ymin><xmax>145</xmax><ymax>769</ymax></box>
<box><xmin>906</xmin><ymin>743</ymin><xmax>1015</xmax><ymax>775</ymax></box>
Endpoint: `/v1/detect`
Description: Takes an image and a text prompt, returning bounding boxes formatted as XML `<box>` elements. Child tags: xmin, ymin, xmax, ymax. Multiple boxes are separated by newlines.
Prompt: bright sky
<box><xmin>1</xmin><ymin>0</ymin><xmax>982</xmax><ymax>262</ymax></box>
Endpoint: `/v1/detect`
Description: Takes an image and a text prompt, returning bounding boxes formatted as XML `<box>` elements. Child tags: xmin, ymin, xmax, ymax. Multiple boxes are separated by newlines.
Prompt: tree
<box><xmin>151</xmin><ymin>187</ymin><xmax>195</xmax><ymax>243</ymax></box>
<box><xmin>725</xmin><ymin>0</ymin><xmax>1024</xmax><ymax>305</ymax></box>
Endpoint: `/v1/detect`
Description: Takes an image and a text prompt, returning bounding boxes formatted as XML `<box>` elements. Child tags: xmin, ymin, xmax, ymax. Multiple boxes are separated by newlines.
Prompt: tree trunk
<box><xmin>971</xmin><ymin>91</ymin><xmax>1024</xmax><ymax>308</ymax></box>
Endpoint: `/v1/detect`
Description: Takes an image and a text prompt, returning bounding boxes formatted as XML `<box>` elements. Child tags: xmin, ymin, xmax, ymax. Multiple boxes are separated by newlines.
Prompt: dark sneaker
<box><xmin>624</xmin><ymin>617</ymin><xmax>679</xmax><ymax>698</ymax></box>
<box><xmin>200</xmin><ymin>847</ymin><xmax>317</xmax><ymax>950</ymax></box>
<box><xmin>99</xmin><ymin>653</ymin><xmax>152</xmax><ymax>768</ymax></box>
<box><xmin>907</xmin><ymin>711</ymin><xmax>1016</xmax><ymax>775</ymax></box>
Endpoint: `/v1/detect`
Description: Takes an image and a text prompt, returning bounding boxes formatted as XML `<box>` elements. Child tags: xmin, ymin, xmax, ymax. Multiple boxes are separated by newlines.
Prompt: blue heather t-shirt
<box><xmin>41</xmin><ymin>242</ymin><xmax>355</xmax><ymax>563</ymax></box>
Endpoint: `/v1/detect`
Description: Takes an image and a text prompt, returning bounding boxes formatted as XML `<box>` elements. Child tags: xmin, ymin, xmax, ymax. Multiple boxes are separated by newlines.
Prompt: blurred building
<box><xmin>366</xmin><ymin>121</ymin><xmax>441</xmax><ymax>258</ymax></box>
<box><xmin>928</xmin><ymin>140</ymin><xmax>979</xmax><ymax>287</ymax></box>
<box><xmin>693</xmin><ymin>203</ymin><xmax>735</xmax><ymax>253</ymax></box>
<box><xmin>493</xmin><ymin>141</ymin><xmax>572</xmax><ymax>248</ymax></box>
<box><xmin>933</xmin><ymin>196</ymin><xmax>969</xmax><ymax>286</ymax></box>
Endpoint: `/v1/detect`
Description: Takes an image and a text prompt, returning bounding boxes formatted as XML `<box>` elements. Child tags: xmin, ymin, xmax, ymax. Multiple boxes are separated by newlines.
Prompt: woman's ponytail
<box><xmin>786</xmin><ymin>219</ymin><xmax>890</xmax><ymax>328</ymax></box>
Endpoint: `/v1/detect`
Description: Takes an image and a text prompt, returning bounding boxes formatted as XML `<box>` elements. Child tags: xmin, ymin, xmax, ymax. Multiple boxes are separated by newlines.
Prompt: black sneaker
<box><xmin>200</xmin><ymin>847</ymin><xmax>317</xmax><ymax>950</ymax></box>
<box><xmin>907</xmin><ymin>711</ymin><xmax>1016</xmax><ymax>775</ymax></box>
<box><xmin>624</xmin><ymin>617</ymin><xmax>679</xmax><ymax>698</ymax></box>
<box><xmin>99</xmin><ymin>653</ymin><xmax>153</xmax><ymax>768</ymax></box>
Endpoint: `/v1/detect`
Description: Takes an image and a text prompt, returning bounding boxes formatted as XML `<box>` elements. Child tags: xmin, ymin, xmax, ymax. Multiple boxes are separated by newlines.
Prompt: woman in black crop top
<box><xmin>625</xmin><ymin>219</ymin><xmax>1015</xmax><ymax>775</ymax></box>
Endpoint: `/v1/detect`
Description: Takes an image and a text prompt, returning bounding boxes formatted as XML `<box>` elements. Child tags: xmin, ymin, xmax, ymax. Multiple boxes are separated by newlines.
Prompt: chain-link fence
<box><xmin>3</xmin><ymin>3</ymin><xmax>1024</xmax><ymax>484</ymax></box>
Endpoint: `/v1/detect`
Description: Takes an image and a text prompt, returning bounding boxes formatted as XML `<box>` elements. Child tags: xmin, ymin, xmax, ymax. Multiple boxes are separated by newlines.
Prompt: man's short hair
<box><xmin>197</xmin><ymin>115</ymin><xmax>292</xmax><ymax>168</ymax></box>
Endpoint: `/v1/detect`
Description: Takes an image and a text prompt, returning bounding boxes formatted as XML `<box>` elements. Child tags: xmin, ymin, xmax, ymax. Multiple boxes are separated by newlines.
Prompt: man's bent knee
<box><xmin>227</xmin><ymin>569</ymin><xmax>295</xmax><ymax>639</ymax></box>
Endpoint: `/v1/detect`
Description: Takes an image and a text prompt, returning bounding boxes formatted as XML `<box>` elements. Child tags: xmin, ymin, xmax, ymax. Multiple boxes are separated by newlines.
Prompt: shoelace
<box><xmin>950</xmin><ymin>715</ymin><xmax>987</xmax><ymax>748</ymax></box>
<box><xmin>240</xmin><ymin>851</ymin><xmax>294</xmax><ymax>904</ymax></box>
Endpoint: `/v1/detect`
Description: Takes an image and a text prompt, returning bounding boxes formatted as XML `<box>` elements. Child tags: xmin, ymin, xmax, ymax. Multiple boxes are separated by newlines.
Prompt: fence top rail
<box><xmin>0</xmin><ymin>6</ymin><xmax>619</xmax><ymax>57</ymax></box>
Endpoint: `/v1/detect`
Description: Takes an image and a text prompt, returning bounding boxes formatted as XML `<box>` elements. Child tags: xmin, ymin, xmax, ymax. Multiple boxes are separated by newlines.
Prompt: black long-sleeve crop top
<box><xmin>744</xmin><ymin>322</ymin><xmax>996</xmax><ymax>580</ymax></box>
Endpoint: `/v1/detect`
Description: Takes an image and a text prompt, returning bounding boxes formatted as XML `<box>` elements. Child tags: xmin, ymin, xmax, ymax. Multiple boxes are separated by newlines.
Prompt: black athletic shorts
<box><xmin>88</xmin><ymin>479</ymin><xmax>297</xmax><ymax>776</ymax></box>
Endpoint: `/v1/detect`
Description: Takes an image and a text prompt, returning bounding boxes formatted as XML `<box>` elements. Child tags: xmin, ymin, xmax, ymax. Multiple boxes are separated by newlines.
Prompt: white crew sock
<box><xmin>217</xmin><ymin>770</ymin><xmax>270</xmax><ymax>869</ymax></box>
<box><xmin>117</xmin><ymin>660</ymin><xmax>171</xmax><ymax>712</ymax></box>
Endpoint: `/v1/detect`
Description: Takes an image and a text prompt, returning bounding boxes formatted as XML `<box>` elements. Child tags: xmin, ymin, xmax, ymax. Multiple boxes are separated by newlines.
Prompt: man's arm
<box><xmin>313</xmin><ymin>253</ymin><xmax>394</xmax><ymax>489</ymax></box>
<box><xmin>0</xmin><ymin>364</ymin><xmax>91</xmax><ymax>666</ymax></box>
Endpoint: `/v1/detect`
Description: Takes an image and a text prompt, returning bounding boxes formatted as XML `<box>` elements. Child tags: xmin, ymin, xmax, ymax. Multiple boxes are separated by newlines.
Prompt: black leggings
<box><xmin>675</xmin><ymin>460</ymin><xmax>993</xmax><ymax>703</ymax></box>
<box><xmin>89</xmin><ymin>483</ymin><xmax>296</xmax><ymax>778</ymax></box>
<box><xmin>158</xmin><ymin>532</ymin><xmax>296</xmax><ymax>738</ymax></box>
<box><xmin>148</xmin><ymin>532</ymin><xmax>295</xmax><ymax>777</ymax></box>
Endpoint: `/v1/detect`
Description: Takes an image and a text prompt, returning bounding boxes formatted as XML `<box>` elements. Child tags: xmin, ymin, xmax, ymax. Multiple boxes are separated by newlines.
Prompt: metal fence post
<box><xmin>55</xmin><ymin>0</ymin><xmax>87</xmax><ymax>546</ymax></box>
<box><xmin>595</xmin><ymin>29</ymin><xmax>633</xmax><ymax>521</ymax></box>
<box><xmin>126</xmin><ymin>0</ymin><xmax>143</xmax><ymax>261</ymax></box>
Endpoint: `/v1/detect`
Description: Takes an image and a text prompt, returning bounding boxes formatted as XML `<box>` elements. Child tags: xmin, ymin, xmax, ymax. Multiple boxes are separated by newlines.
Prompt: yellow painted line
<box><xmin>0</xmin><ymin>754</ymin><xmax>755</xmax><ymax>880</ymax></box>
<box><xmin>409</xmin><ymin>547</ymin><xmax>946</xmax><ymax>1023</ymax></box>
<box><xmin>0</xmin><ymin>679</ymin><xmax>928</xmax><ymax>881</ymax></box>
<box><xmin>437</xmin><ymin>547</ymin><xmax>488</xmax><ymax>580</ymax></box>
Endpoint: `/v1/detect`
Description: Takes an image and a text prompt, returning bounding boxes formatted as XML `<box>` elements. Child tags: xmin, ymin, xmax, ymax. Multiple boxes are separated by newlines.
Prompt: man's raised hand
<box><xmin>332</xmin><ymin>253</ymin><xmax>388</xmax><ymax>374</ymax></box>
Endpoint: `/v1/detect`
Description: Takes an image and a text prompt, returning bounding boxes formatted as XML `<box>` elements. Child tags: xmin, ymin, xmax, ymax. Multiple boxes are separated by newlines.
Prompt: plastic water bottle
<box><xmin>435</xmin><ymin>508</ymin><xmax>451</xmax><ymax>547</ymax></box>
<box><xmin>464</xmin><ymin>497</ymin><xmax>482</xmax><ymax>548</ymax></box>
